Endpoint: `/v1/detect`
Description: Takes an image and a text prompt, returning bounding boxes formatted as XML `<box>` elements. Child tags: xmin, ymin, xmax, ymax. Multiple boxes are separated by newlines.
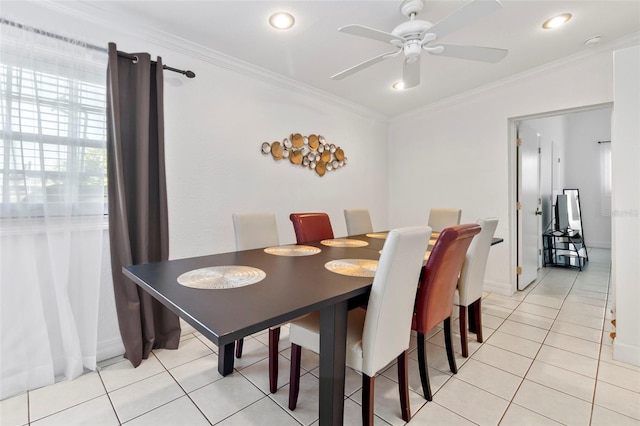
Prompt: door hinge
<box><xmin>516</xmin><ymin>202</ymin><xmax>522</xmax><ymax>210</ymax></box>
<box><xmin>516</xmin><ymin>266</ymin><xmax>522</xmax><ymax>275</ymax></box>
<box><xmin>538</xmin><ymin>147</ymin><xmax>541</xmax><ymax>154</ymax></box>
<box><xmin>516</xmin><ymin>138</ymin><xmax>522</xmax><ymax>147</ymax></box>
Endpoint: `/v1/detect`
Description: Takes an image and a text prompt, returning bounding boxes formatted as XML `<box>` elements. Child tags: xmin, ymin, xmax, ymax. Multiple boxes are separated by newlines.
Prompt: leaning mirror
<box><xmin>563</xmin><ymin>188</ymin><xmax>584</xmax><ymax>239</ymax></box>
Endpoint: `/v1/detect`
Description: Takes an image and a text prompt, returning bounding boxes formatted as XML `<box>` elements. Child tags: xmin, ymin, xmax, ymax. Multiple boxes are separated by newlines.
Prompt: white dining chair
<box><xmin>232</xmin><ymin>212</ymin><xmax>282</xmax><ymax>393</ymax></box>
<box><xmin>344</xmin><ymin>208</ymin><xmax>374</xmax><ymax>236</ymax></box>
<box><xmin>455</xmin><ymin>217</ymin><xmax>498</xmax><ymax>357</ymax></box>
<box><xmin>287</xmin><ymin>226</ymin><xmax>432</xmax><ymax>425</ymax></box>
<box><xmin>233</xmin><ymin>212</ymin><xmax>280</xmax><ymax>251</ymax></box>
<box><xmin>428</xmin><ymin>208</ymin><xmax>462</xmax><ymax>233</ymax></box>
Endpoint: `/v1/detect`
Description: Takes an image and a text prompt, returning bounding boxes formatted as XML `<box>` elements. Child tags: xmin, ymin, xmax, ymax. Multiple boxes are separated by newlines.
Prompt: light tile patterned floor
<box><xmin>2</xmin><ymin>248</ymin><xmax>639</xmax><ymax>425</ymax></box>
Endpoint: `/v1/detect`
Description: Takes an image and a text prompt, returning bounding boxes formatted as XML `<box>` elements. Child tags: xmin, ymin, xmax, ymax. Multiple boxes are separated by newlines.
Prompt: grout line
<box><xmin>96</xmin><ymin>364</ymin><xmax>122</xmax><ymax>425</ymax></box>
<box><xmin>494</xmin><ymin>255</ymin><xmax>606</xmax><ymax>424</ymax></box>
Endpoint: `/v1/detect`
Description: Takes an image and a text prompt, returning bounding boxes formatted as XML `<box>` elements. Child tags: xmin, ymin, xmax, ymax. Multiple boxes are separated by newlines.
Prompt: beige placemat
<box><xmin>177</xmin><ymin>266</ymin><xmax>265</xmax><ymax>289</ymax></box>
<box><xmin>321</xmin><ymin>238</ymin><xmax>369</xmax><ymax>248</ymax></box>
<box><xmin>325</xmin><ymin>259</ymin><xmax>378</xmax><ymax>277</ymax></box>
<box><xmin>264</xmin><ymin>245</ymin><xmax>321</xmax><ymax>256</ymax></box>
<box><xmin>366</xmin><ymin>232</ymin><xmax>388</xmax><ymax>239</ymax></box>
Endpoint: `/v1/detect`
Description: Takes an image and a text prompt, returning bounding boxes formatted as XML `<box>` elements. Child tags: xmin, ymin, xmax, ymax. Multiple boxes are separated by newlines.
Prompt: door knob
<box><xmin>535</xmin><ymin>210</ymin><xmax>542</xmax><ymax>216</ymax></box>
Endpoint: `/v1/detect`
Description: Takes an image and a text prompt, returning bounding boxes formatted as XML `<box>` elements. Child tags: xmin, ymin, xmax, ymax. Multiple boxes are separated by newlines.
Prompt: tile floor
<box><xmin>2</xmin><ymin>248</ymin><xmax>639</xmax><ymax>425</ymax></box>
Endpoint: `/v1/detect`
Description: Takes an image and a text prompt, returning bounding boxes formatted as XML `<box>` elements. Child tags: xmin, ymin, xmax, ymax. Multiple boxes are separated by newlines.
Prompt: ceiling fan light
<box><xmin>269</xmin><ymin>12</ymin><xmax>295</xmax><ymax>30</ymax></box>
<box><xmin>542</xmin><ymin>13</ymin><xmax>572</xmax><ymax>29</ymax></box>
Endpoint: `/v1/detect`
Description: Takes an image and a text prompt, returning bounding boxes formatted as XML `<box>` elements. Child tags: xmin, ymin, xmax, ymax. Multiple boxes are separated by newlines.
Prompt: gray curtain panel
<box><xmin>106</xmin><ymin>42</ymin><xmax>180</xmax><ymax>367</ymax></box>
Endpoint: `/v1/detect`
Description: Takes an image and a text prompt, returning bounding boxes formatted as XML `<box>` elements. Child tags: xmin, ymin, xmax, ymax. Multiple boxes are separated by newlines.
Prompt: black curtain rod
<box><xmin>115</xmin><ymin>50</ymin><xmax>195</xmax><ymax>78</ymax></box>
<box><xmin>597</xmin><ymin>140</ymin><xmax>611</xmax><ymax>144</ymax></box>
<box><xmin>1</xmin><ymin>18</ymin><xmax>196</xmax><ymax>78</ymax></box>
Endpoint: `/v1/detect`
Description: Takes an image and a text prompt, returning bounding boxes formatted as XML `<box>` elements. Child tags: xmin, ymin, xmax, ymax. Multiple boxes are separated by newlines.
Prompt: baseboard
<box><xmin>587</xmin><ymin>241</ymin><xmax>611</xmax><ymax>249</ymax></box>
<box><xmin>613</xmin><ymin>340</ymin><xmax>640</xmax><ymax>367</ymax></box>
<box><xmin>97</xmin><ymin>337</ymin><xmax>125</xmax><ymax>363</ymax></box>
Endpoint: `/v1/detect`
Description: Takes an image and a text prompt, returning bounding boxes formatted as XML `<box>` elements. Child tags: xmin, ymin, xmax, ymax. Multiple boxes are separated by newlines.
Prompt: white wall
<box><xmin>162</xmin><ymin>59</ymin><xmax>390</xmax><ymax>259</ymax></box>
<box><xmin>612</xmin><ymin>46</ymin><xmax>640</xmax><ymax>366</ymax></box>
<box><xmin>388</xmin><ymin>45</ymin><xmax>627</xmax><ymax>295</ymax></box>
<box><xmin>564</xmin><ymin>108</ymin><xmax>613</xmax><ymax>248</ymax></box>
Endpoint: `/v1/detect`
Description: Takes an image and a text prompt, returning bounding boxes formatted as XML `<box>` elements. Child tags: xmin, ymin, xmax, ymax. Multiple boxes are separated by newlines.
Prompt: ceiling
<box><xmin>37</xmin><ymin>1</ymin><xmax>640</xmax><ymax>117</ymax></box>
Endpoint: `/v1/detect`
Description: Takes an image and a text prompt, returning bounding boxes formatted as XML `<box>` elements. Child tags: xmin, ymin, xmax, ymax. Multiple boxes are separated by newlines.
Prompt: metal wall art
<box><xmin>260</xmin><ymin>133</ymin><xmax>347</xmax><ymax>177</ymax></box>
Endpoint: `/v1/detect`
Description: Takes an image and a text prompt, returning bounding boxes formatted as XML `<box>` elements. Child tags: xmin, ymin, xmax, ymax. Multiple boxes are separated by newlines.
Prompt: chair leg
<box><xmin>459</xmin><ymin>305</ymin><xmax>469</xmax><ymax>358</ymax></box>
<box><xmin>397</xmin><ymin>351</ymin><xmax>411</xmax><ymax>422</ymax></box>
<box><xmin>268</xmin><ymin>327</ymin><xmax>281</xmax><ymax>393</ymax></box>
<box><xmin>473</xmin><ymin>298</ymin><xmax>483</xmax><ymax>343</ymax></box>
<box><xmin>416</xmin><ymin>332</ymin><xmax>432</xmax><ymax>401</ymax></box>
<box><xmin>288</xmin><ymin>343</ymin><xmax>302</xmax><ymax>410</ymax></box>
<box><xmin>444</xmin><ymin>318</ymin><xmax>458</xmax><ymax>374</ymax></box>
<box><xmin>362</xmin><ymin>374</ymin><xmax>375</xmax><ymax>426</ymax></box>
<box><xmin>235</xmin><ymin>338</ymin><xmax>243</xmax><ymax>358</ymax></box>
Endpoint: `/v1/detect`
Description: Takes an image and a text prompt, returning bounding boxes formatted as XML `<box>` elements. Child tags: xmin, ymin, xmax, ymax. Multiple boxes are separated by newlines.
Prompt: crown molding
<box><xmin>391</xmin><ymin>32</ymin><xmax>640</xmax><ymax>125</ymax></box>
<box><xmin>30</xmin><ymin>0</ymin><xmax>388</xmax><ymax>123</ymax></box>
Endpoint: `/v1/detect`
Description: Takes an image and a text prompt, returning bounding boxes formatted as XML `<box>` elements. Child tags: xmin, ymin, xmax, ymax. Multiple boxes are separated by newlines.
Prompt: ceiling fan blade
<box><xmin>426</xmin><ymin>0</ymin><xmax>503</xmax><ymax>39</ymax></box>
<box><xmin>339</xmin><ymin>24</ymin><xmax>405</xmax><ymax>45</ymax></box>
<box><xmin>402</xmin><ymin>58</ymin><xmax>420</xmax><ymax>89</ymax></box>
<box><xmin>429</xmin><ymin>44</ymin><xmax>508</xmax><ymax>63</ymax></box>
<box><xmin>331</xmin><ymin>50</ymin><xmax>399</xmax><ymax>80</ymax></box>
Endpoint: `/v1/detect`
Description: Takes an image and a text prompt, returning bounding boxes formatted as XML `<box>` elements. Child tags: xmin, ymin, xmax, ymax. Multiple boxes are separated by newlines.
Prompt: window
<box><xmin>0</xmin><ymin>34</ymin><xmax>107</xmax><ymax>218</ymax></box>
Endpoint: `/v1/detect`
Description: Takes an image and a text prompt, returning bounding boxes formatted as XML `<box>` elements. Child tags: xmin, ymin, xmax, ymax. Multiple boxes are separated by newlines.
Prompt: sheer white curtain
<box><xmin>0</xmin><ymin>22</ymin><xmax>107</xmax><ymax>399</ymax></box>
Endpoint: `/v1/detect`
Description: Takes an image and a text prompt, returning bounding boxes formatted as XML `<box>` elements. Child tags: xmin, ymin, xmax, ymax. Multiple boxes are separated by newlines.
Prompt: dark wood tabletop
<box><xmin>122</xmin><ymin>230</ymin><xmax>502</xmax><ymax>425</ymax></box>
<box><xmin>123</xmin><ymin>238</ymin><xmax>383</xmax><ymax>426</ymax></box>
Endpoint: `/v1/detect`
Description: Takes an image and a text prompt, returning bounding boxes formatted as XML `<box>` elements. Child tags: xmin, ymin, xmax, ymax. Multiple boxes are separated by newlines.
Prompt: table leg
<box><xmin>217</xmin><ymin>342</ymin><xmax>235</xmax><ymax>376</ymax></box>
<box><xmin>319</xmin><ymin>301</ymin><xmax>348</xmax><ymax>426</ymax></box>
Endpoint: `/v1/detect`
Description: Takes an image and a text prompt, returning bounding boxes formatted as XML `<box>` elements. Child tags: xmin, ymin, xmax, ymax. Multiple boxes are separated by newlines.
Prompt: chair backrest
<box><xmin>414</xmin><ymin>224</ymin><xmax>481</xmax><ymax>334</ymax></box>
<box><xmin>232</xmin><ymin>212</ymin><xmax>279</xmax><ymax>250</ymax></box>
<box><xmin>360</xmin><ymin>226</ymin><xmax>432</xmax><ymax>377</ymax></box>
<box><xmin>344</xmin><ymin>208</ymin><xmax>374</xmax><ymax>236</ymax></box>
<box><xmin>428</xmin><ymin>208</ymin><xmax>462</xmax><ymax>233</ymax></box>
<box><xmin>289</xmin><ymin>213</ymin><xmax>334</xmax><ymax>244</ymax></box>
<box><xmin>457</xmin><ymin>218</ymin><xmax>499</xmax><ymax>305</ymax></box>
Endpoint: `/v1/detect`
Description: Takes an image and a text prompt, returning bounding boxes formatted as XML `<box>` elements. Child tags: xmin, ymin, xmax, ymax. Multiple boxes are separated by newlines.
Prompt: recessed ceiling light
<box><xmin>269</xmin><ymin>12</ymin><xmax>295</xmax><ymax>30</ymax></box>
<box><xmin>392</xmin><ymin>81</ymin><xmax>406</xmax><ymax>90</ymax></box>
<box><xmin>542</xmin><ymin>13</ymin><xmax>572</xmax><ymax>29</ymax></box>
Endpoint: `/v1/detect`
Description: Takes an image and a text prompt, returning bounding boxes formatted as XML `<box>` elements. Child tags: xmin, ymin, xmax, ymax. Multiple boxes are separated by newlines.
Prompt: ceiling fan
<box><xmin>331</xmin><ymin>0</ymin><xmax>508</xmax><ymax>88</ymax></box>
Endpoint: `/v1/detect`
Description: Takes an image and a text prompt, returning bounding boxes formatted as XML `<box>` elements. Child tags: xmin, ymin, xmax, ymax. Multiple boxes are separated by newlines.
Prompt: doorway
<box><xmin>510</xmin><ymin>103</ymin><xmax>613</xmax><ymax>292</ymax></box>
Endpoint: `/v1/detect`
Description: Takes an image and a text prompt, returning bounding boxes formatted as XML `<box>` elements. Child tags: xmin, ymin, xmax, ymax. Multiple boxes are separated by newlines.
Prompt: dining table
<box><xmin>122</xmin><ymin>231</ymin><xmax>503</xmax><ymax>426</ymax></box>
<box><xmin>123</xmin><ymin>232</ymin><xmax>390</xmax><ymax>426</ymax></box>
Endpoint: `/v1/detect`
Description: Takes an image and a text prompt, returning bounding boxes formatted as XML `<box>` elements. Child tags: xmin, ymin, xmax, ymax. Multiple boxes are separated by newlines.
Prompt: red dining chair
<box><xmin>289</xmin><ymin>212</ymin><xmax>334</xmax><ymax>243</ymax></box>
<box><xmin>413</xmin><ymin>223</ymin><xmax>481</xmax><ymax>401</ymax></box>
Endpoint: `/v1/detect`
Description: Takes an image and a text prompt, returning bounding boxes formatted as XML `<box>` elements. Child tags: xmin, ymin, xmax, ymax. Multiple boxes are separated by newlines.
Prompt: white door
<box><xmin>517</xmin><ymin>122</ymin><xmax>541</xmax><ymax>290</ymax></box>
